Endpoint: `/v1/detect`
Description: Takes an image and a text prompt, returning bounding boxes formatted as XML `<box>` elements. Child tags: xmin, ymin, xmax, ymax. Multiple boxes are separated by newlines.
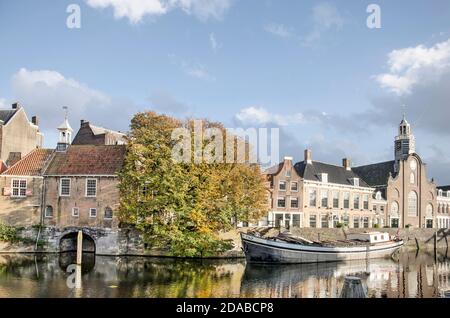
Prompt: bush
<box><xmin>0</xmin><ymin>223</ymin><xmax>19</xmax><ymax>243</ymax></box>
<box><xmin>336</xmin><ymin>222</ymin><xmax>344</xmax><ymax>228</ymax></box>
<box><xmin>405</xmin><ymin>224</ymin><xmax>412</xmax><ymax>229</ymax></box>
<box><xmin>373</xmin><ymin>223</ymin><xmax>380</xmax><ymax>229</ymax></box>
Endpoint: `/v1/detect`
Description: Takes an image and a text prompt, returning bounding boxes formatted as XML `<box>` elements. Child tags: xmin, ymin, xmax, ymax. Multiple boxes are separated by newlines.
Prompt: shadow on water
<box><xmin>0</xmin><ymin>249</ymin><xmax>448</xmax><ymax>298</ymax></box>
<box><xmin>58</xmin><ymin>252</ymin><xmax>96</xmax><ymax>273</ymax></box>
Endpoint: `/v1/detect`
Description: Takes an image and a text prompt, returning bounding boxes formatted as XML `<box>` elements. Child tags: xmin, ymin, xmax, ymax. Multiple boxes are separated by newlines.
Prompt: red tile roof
<box><xmin>44</xmin><ymin>145</ymin><xmax>126</xmax><ymax>176</ymax></box>
<box><xmin>3</xmin><ymin>149</ymin><xmax>54</xmax><ymax>176</ymax></box>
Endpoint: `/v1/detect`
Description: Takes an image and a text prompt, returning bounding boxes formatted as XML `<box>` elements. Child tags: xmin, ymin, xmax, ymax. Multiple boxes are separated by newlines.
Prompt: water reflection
<box><xmin>0</xmin><ymin>249</ymin><xmax>448</xmax><ymax>298</ymax></box>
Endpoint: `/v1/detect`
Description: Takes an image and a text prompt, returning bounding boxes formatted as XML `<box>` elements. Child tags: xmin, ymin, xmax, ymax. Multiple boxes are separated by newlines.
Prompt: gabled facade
<box><xmin>265</xmin><ymin>116</ymin><xmax>445</xmax><ymax>229</ymax></box>
<box><xmin>437</xmin><ymin>186</ymin><xmax>450</xmax><ymax>229</ymax></box>
<box><xmin>0</xmin><ymin>148</ymin><xmax>53</xmax><ymax>227</ymax></box>
<box><xmin>72</xmin><ymin>120</ymin><xmax>126</xmax><ymax>146</ymax></box>
<box><xmin>0</xmin><ymin>114</ymin><xmax>126</xmax><ymax>232</ymax></box>
<box><xmin>0</xmin><ymin>103</ymin><xmax>43</xmax><ymax>166</ymax></box>
<box><xmin>265</xmin><ymin>151</ymin><xmax>380</xmax><ymax>229</ymax></box>
<box><xmin>42</xmin><ymin>144</ymin><xmax>125</xmax><ymax>229</ymax></box>
<box><xmin>354</xmin><ymin>117</ymin><xmax>437</xmax><ymax>229</ymax></box>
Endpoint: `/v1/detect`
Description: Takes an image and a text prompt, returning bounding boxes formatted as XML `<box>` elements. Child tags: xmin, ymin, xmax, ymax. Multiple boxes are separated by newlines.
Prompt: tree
<box><xmin>118</xmin><ymin>112</ymin><xmax>268</xmax><ymax>257</ymax></box>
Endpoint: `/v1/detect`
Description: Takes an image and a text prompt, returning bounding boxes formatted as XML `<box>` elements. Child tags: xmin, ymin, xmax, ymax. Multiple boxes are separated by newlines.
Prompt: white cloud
<box><xmin>169</xmin><ymin>54</ymin><xmax>215</xmax><ymax>81</ymax></box>
<box><xmin>85</xmin><ymin>0</ymin><xmax>232</xmax><ymax>23</ymax></box>
<box><xmin>209</xmin><ymin>32</ymin><xmax>221</xmax><ymax>52</ymax></box>
<box><xmin>312</xmin><ymin>2</ymin><xmax>344</xmax><ymax>30</ymax></box>
<box><xmin>173</xmin><ymin>0</ymin><xmax>232</xmax><ymax>21</ymax></box>
<box><xmin>264</xmin><ymin>23</ymin><xmax>294</xmax><ymax>38</ymax></box>
<box><xmin>375</xmin><ymin>38</ymin><xmax>450</xmax><ymax>95</ymax></box>
<box><xmin>302</xmin><ymin>2</ymin><xmax>344</xmax><ymax>46</ymax></box>
<box><xmin>235</xmin><ymin>107</ymin><xmax>305</xmax><ymax>127</ymax></box>
<box><xmin>10</xmin><ymin>68</ymin><xmax>139</xmax><ymax>146</ymax></box>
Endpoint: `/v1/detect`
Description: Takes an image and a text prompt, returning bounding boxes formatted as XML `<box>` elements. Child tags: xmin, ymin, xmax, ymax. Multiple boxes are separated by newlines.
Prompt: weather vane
<box><xmin>401</xmin><ymin>104</ymin><xmax>406</xmax><ymax>119</ymax></box>
<box><xmin>62</xmin><ymin>106</ymin><xmax>68</xmax><ymax>119</ymax></box>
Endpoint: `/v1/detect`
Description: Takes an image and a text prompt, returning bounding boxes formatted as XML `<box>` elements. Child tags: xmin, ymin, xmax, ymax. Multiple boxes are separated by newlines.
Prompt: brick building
<box><xmin>72</xmin><ymin>120</ymin><xmax>126</xmax><ymax>146</ymax></box>
<box><xmin>0</xmin><ymin>113</ymin><xmax>125</xmax><ymax>231</ymax></box>
<box><xmin>0</xmin><ymin>148</ymin><xmax>53</xmax><ymax>226</ymax></box>
<box><xmin>0</xmin><ymin>103</ymin><xmax>43</xmax><ymax>167</ymax></box>
<box><xmin>437</xmin><ymin>186</ymin><xmax>450</xmax><ymax>229</ymax></box>
<box><xmin>42</xmin><ymin>144</ymin><xmax>125</xmax><ymax>229</ymax></box>
<box><xmin>264</xmin><ymin>116</ymin><xmax>446</xmax><ymax>229</ymax></box>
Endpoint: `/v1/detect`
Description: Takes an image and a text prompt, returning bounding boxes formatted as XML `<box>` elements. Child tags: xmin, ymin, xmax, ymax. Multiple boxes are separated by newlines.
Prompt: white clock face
<box><xmin>410</xmin><ymin>160</ymin><xmax>417</xmax><ymax>171</ymax></box>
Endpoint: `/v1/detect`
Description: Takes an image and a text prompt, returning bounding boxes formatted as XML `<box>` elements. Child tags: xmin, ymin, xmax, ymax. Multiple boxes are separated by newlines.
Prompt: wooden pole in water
<box><xmin>340</xmin><ymin>276</ymin><xmax>367</xmax><ymax>298</ymax></box>
<box><xmin>434</xmin><ymin>231</ymin><xmax>438</xmax><ymax>254</ymax></box>
<box><xmin>77</xmin><ymin>230</ymin><xmax>83</xmax><ymax>265</ymax></box>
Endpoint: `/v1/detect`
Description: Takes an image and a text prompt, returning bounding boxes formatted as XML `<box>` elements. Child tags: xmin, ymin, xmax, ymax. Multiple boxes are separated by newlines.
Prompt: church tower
<box><xmin>56</xmin><ymin>107</ymin><xmax>73</xmax><ymax>152</ymax></box>
<box><xmin>394</xmin><ymin>114</ymin><xmax>415</xmax><ymax>171</ymax></box>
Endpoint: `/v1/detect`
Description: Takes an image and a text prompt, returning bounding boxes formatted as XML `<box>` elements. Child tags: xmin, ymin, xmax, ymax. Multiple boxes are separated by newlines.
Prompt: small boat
<box><xmin>241</xmin><ymin>231</ymin><xmax>404</xmax><ymax>264</ymax></box>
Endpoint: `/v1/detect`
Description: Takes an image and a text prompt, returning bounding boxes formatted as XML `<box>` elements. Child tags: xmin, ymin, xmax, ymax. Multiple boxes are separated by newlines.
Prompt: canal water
<box><xmin>0</xmin><ymin>250</ymin><xmax>448</xmax><ymax>298</ymax></box>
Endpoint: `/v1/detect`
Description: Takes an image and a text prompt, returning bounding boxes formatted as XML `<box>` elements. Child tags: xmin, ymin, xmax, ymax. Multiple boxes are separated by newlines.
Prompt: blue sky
<box><xmin>1</xmin><ymin>0</ymin><xmax>450</xmax><ymax>183</ymax></box>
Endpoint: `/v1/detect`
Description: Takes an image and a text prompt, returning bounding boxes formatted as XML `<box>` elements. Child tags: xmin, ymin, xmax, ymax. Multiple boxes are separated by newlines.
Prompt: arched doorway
<box><xmin>59</xmin><ymin>232</ymin><xmax>96</xmax><ymax>253</ymax></box>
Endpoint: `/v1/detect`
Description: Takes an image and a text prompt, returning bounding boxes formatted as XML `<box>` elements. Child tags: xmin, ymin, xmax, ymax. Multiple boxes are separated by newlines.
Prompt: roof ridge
<box><xmin>296</xmin><ymin>159</ymin><xmax>348</xmax><ymax>169</ymax></box>
<box><xmin>41</xmin><ymin>149</ymin><xmax>57</xmax><ymax>176</ymax></box>
<box><xmin>2</xmin><ymin>148</ymin><xmax>38</xmax><ymax>174</ymax></box>
<box><xmin>89</xmin><ymin>123</ymin><xmax>126</xmax><ymax>135</ymax></box>
<box><xmin>353</xmin><ymin>160</ymin><xmax>395</xmax><ymax>169</ymax></box>
<box><xmin>2</xmin><ymin>148</ymin><xmax>54</xmax><ymax>176</ymax></box>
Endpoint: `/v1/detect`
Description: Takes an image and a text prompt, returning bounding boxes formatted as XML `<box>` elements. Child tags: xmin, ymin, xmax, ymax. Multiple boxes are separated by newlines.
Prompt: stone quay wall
<box><xmin>1</xmin><ymin>226</ymin><xmax>448</xmax><ymax>258</ymax></box>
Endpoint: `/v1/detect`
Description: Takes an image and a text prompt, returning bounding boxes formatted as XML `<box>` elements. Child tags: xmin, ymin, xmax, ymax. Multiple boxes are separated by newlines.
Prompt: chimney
<box><xmin>80</xmin><ymin>119</ymin><xmax>87</xmax><ymax>127</ymax></box>
<box><xmin>31</xmin><ymin>116</ymin><xmax>38</xmax><ymax>126</ymax></box>
<box><xmin>343</xmin><ymin>158</ymin><xmax>351</xmax><ymax>171</ymax></box>
<box><xmin>304</xmin><ymin>149</ymin><xmax>312</xmax><ymax>164</ymax></box>
<box><xmin>11</xmin><ymin>102</ymin><xmax>21</xmax><ymax>110</ymax></box>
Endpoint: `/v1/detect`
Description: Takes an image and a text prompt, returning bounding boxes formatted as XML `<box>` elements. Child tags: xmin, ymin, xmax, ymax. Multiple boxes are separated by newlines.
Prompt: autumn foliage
<box><xmin>118</xmin><ymin>112</ymin><xmax>268</xmax><ymax>257</ymax></box>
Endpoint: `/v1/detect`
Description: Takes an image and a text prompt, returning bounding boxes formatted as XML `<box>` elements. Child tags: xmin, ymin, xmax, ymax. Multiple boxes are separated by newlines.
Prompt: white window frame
<box><xmin>44</xmin><ymin>206</ymin><xmax>53</xmax><ymax>218</ymax></box>
<box><xmin>59</xmin><ymin>178</ymin><xmax>71</xmax><ymax>197</ymax></box>
<box><xmin>290</xmin><ymin>197</ymin><xmax>299</xmax><ymax>208</ymax></box>
<box><xmin>11</xmin><ymin>179</ymin><xmax>27</xmax><ymax>198</ymax></box>
<box><xmin>89</xmin><ymin>208</ymin><xmax>97</xmax><ymax>218</ymax></box>
<box><xmin>277</xmin><ymin>196</ymin><xmax>286</xmax><ymax>208</ymax></box>
<box><xmin>85</xmin><ymin>178</ymin><xmax>97</xmax><ymax>197</ymax></box>
<box><xmin>309</xmin><ymin>189</ymin><xmax>317</xmax><ymax>207</ymax></box>
<box><xmin>104</xmin><ymin>207</ymin><xmax>113</xmax><ymax>220</ymax></box>
<box><xmin>72</xmin><ymin>207</ymin><xmax>79</xmax><ymax>217</ymax></box>
<box><xmin>278</xmin><ymin>181</ymin><xmax>287</xmax><ymax>191</ymax></box>
<box><xmin>321</xmin><ymin>190</ymin><xmax>328</xmax><ymax>208</ymax></box>
<box><xmin>290</xmin><ymin>181</ymin><xmax>298</xmax><ymax>192</ymax></box>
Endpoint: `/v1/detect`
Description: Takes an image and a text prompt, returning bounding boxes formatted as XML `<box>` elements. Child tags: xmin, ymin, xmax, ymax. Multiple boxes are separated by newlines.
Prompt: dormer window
<box><xmin>320</xmin><ymin>173</ymin><xmax>328</xmax><ymax>183</ymax></box>
<box><xmin>439</xmin><ymin>189</ymin><xmax>443</xmax><ymax>197</ymax></box>
<box><xmin>375</xmin><ymin>191</ymin><xmax>382</xmax><ymax>201</ymax></box>
<box><xmin>447</xmin><ymin>191</ymin><xmax>450</xmax><ymax>198</ymax></box>
<box><xmin>352</xmin><ymin>178</ymin><xmax>360</xmax><ymax>187</ymax></box>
